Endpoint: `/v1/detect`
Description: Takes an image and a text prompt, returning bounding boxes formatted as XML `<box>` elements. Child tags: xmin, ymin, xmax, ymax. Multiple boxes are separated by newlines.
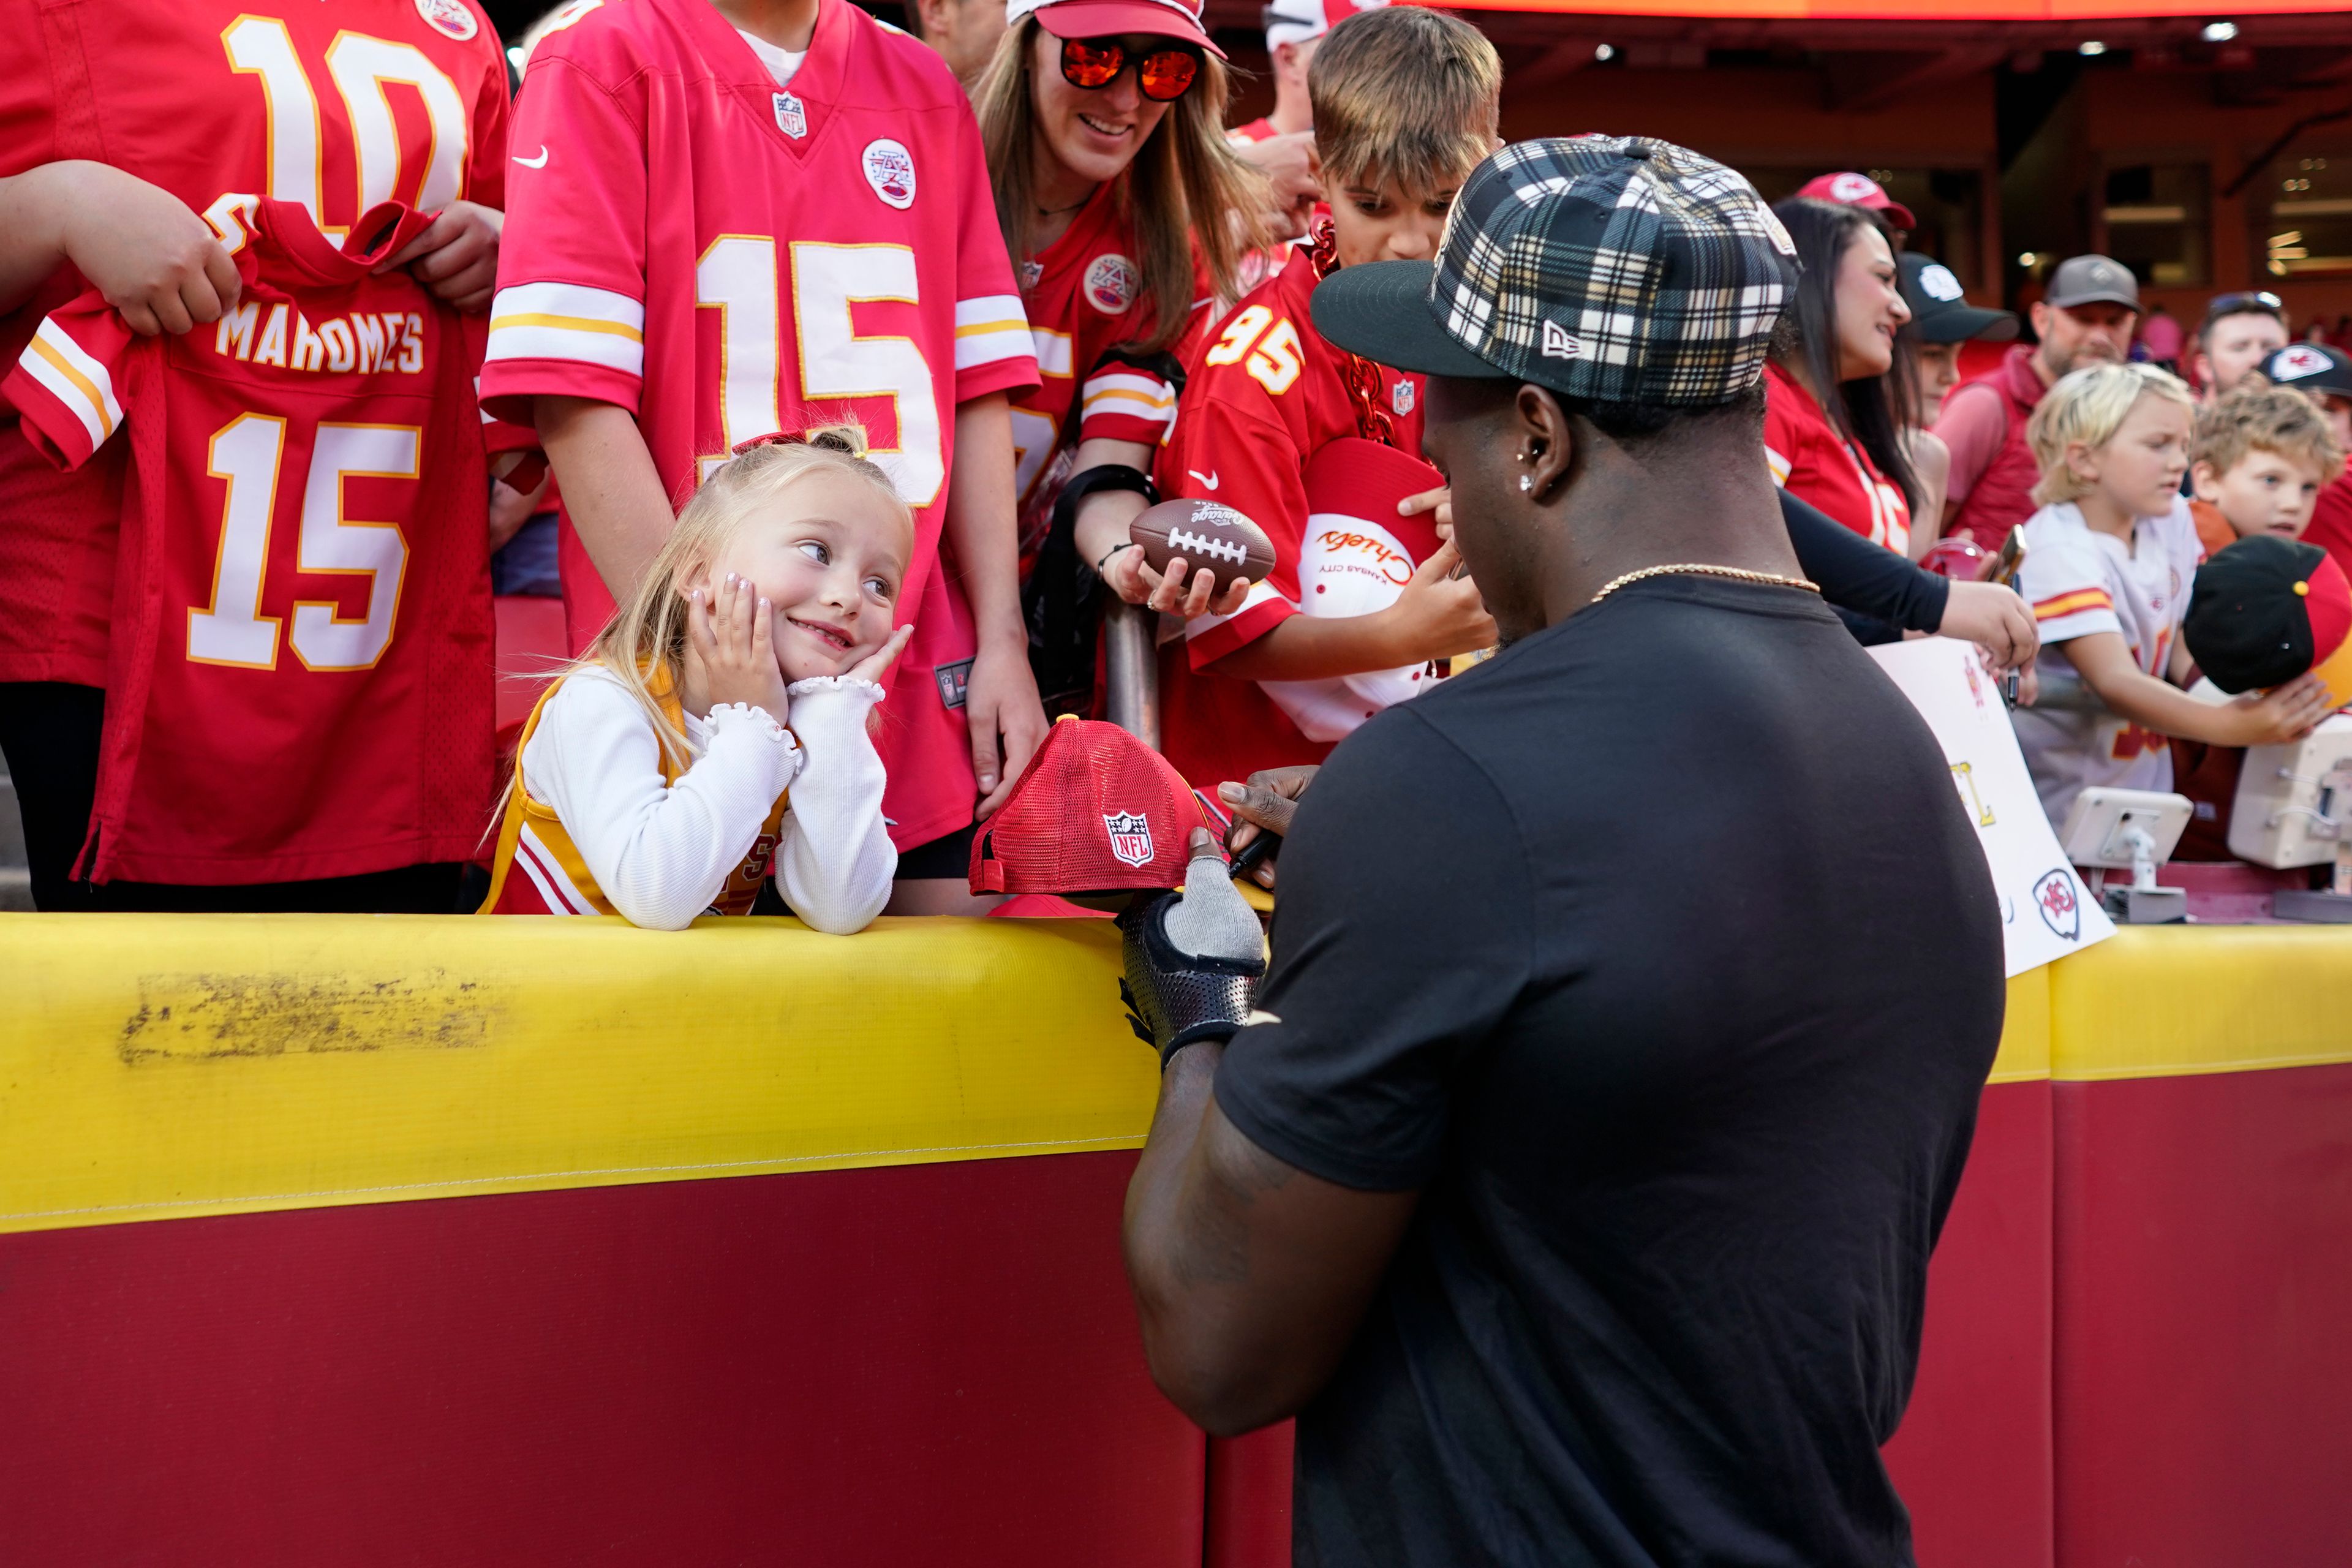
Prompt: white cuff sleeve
<box><xmin>521</xmin><ymin>673</ymin><xmax>802</xmax><ymax>930</ymax></box>
<box><xmin>775</xmin><ymin>676</ymin><xmax>897</xmax><ymax>934</ymax></box>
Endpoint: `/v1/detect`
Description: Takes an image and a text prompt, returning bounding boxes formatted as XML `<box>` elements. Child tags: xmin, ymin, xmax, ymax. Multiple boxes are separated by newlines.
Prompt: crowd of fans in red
<box><xmin>2</xmin><ymin>0</ymin><xmax>2344</xmax><ymax>925</ymax></box>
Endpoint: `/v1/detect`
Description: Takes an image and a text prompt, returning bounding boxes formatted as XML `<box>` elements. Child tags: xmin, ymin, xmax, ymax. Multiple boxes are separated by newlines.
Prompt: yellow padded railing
<box><xmin>2</xmin><ymin>918</ymin><xmax>2343</xmax><ymax>1236</ymax></box>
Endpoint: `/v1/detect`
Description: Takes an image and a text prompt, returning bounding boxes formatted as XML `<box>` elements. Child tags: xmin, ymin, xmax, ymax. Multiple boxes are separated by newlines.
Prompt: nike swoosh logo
<box><xmin>513</xmin><ymin>146</ymin><xmax>549</xmax><ymax>169</ymax></box>
<box><xmin>1188</xmin><ymin>469</ymin><xmax>1219</xmax><ymax>491</ymax></box>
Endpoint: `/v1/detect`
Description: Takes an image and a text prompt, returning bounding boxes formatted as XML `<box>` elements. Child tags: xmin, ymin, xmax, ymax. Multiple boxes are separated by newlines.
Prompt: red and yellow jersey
<box><xmin>0</xmin><ymin>0</ymin><xmax>511</xmax><ymax>689</ymax></box>
<box><xmin>1763</xmin><ymin>360</ymin><xmax>1911</xmax><ymax>554</ymax></box>
<box><xmin>481</xmin><ymin>672</ymin><xmax>789</xmax><ymax>918</ymax></box>
<box><xmin>1</xmin><ymin>200</ymin><xmax>516</xmax><ymax>884</ymax></box>
<box><xmin>481</xmin><ymin>0</ymin><xmax>1035</xmax><ymax>851</ymax></box>
<box><xmin>1009</xmin><ymin>183</ymin><xmax>1207</xmax><ymax>564</ymax></box>
<box><xmin>1152</xmin><ymin>246</ymin><xmax>1430</xmax><ymax>790</ymax></box>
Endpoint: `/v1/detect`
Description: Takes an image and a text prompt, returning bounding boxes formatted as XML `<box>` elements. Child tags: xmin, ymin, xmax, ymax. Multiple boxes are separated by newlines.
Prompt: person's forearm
<box><xmin>1125</xmin><ymin>1041</ymin><xmax>1415</xmax><ymax>1434</ymax></box>
<box><xmin>2077</xmin><ymin>662</ymin><xmax>2235</xmax><ymax>743</ymax></box>
<box><xmin>1205</xmin><ymin>610</ymin><xmax>1414</xmax><ymax>683</ymax></box>
<box><xmin>536</xmin><ymin>396</ymin><xmax>674</xmax><ymax>597</ymax></box>
<box><xmin>945</xmin><ymin>393</ymin><xmax>1024</xmax><ymax>647</ymax></box>
<box><xmin>0</xmin><ymin>165</ymin><xmax>77</xmax><ymax>314</ymax></box>
<box><xmin>1069</xmin><ymin>435</ymin><xmax>1155</xmax><ymax>569</ymax></box>
<box><xmin>1125</xmin><ymin>1044</ymin><xmax>1300</xmax><ymax>1434</ymax></box>
<box><xmin>1780</xmin><ymin>488</ymin><xmax>1948</xmax><ymax>632</ymax></box>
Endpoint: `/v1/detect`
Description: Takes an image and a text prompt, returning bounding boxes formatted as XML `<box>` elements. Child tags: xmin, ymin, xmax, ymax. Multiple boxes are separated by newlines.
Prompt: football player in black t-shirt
<box><xmin>1116</xmin><ymin>137</ymin><xmax>2005</xmax><ymax>1568</ymax></box>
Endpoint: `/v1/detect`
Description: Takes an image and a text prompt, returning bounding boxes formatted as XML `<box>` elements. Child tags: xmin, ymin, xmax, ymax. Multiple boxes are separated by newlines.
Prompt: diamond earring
<box><xmin>1518</xmin><ymin>474</ymin><xmax>1534</xmax><ymax>492</ymax></box>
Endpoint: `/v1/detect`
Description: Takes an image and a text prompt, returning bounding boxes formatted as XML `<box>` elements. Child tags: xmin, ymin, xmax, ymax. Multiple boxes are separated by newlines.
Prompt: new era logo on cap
<box><xmin>1541</xmin><ymin>319</ymin><xmax>1581</xmax><ymax>360</ymax></box>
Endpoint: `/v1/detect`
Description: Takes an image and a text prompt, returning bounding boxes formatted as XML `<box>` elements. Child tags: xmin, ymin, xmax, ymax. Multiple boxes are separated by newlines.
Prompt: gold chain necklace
<box><xmin>1589</xmin><ymin>562</ymin><xmax>1822</xmax><ymax>604</ymax></box>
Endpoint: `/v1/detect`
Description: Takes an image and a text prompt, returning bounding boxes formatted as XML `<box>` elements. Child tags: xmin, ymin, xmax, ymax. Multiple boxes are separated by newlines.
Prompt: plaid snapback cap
<box><xmin>1313</xmin><ymin>135</ymin><xmax>1799</xmax><ymax>407</ymax></box>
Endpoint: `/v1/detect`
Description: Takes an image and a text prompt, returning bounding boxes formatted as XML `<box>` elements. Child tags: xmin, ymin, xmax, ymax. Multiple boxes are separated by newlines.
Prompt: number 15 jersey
<box><xmin>482</xmin><ymin>0</ymin><xmax>1038</xmax><ymax>850</ymax></box>
<box><xmin>2</xmin><ymin>200</ymin><xmax>510</xmax><ymax>885</ymax></box>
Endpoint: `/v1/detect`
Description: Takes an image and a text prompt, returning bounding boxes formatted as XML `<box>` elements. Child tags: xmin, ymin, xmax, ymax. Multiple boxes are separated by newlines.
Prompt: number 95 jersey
<box><xmin>481</xmin><ymin>0</ymin><xmax>1037</xmax><ymax>631</ymax></box>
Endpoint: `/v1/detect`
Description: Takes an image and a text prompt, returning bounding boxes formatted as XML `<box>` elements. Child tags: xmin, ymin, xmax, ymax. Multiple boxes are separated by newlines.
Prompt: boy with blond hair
<box><xmin>1154</xmin><ymin>5</ymin><xmax>1501</xmax><ymax>791</ymax></box>
<box><xmin>2187</xmin><ymin>380</ymin><xmax>2347</xmax><ymax>555</ymax></box>
<box><xmin>2013</xmin><ymin>363</ymin><xmax>2328</xmax><ymax>826</ymax></box>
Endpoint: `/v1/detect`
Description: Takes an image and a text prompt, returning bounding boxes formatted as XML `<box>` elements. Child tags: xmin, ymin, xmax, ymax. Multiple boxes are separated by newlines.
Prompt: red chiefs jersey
<box><xmin>483</xmin><ymin>0</ymin><xmax>1037</xmax><ymax>851</ymax></box>
<box><xmin>1153</xmin><ymin>247</ymin><xmax>1428</xmax><ymax>790</ymax></box>
<box><xmin>1011</xmin><ymin>183</ymin><xmax>1202</xmax><ymax>563</ymax></box>
<box><xmin>0</xmin><ymin>0</ymin><xmax>510</xmax><ymax>688</ymax></box>
<box><xmin>1763</xmin><ymin>360</ymin><xmax>1911</xmax><ymax>554</ymax></box>
<box><xmin>2</xmin><ymin>200</ymin><xmax>512</xmax><ymax>884</ymax></box>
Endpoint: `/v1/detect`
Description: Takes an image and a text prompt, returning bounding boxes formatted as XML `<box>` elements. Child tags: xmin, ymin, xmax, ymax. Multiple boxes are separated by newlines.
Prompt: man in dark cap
<box><xmin>1116</xmin><ymin>135</ymin><xmax>2005</xmax><ymax>1567</ymax></box>
<box><xmin>1936</xmin><ymin>252</ymin><xmax>2139</xmax><ymax>551</ymax></box>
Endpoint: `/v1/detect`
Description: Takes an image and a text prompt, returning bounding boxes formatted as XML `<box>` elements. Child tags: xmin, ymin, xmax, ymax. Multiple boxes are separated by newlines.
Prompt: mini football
<box><xmin>1129</xmin><ymin>498</ymin><xmax>1278</xmax><ymax>598</ymax></box>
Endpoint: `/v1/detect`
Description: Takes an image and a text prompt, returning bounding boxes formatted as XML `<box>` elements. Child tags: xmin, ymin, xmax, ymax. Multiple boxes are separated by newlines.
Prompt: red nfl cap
<box><xmin>1011</xmin><ymin>0</ymin><xmax>1225</xmax><ymax>58</ymax></box>
<box><xmin>971</xmin><ymin>716</ymin><xmax>1215</xmax><ymax>894</ymax></box>
<box><xmin>1795</xmin><ymin>171</ymin><xmax>1916</xmax><ymax>231</ymax></box>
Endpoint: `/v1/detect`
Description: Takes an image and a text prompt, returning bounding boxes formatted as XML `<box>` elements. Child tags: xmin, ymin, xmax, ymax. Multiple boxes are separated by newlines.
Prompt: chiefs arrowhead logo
<box><xmin>2034</xmin><ymin>868</ymin><xmax>2082</xmax><ymax>941</ymax></box>
<box><xmin>2272</xmin><ymin>344</ymin><xmax>2333</xmax><ymax>382</ymax></box>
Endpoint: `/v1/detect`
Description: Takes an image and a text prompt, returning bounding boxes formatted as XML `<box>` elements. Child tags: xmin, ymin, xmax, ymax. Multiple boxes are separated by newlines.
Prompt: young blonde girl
<box><xmin>2011</xmin><ymin>363</ymin><xmax>2328</xmax><ymax>827</ymax></box>
<box><xmin>481</xmin><ymin>431</ymin><xmax>914</xmax><ymax>932</ymax></box>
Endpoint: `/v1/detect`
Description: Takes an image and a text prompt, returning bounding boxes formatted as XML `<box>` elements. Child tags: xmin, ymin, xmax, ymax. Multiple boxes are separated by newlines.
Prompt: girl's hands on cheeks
<box><xmin>689</xmin><ymin>573</ymin><xmax>792</xmax><ymax>722</ymax></box>
<box><xmin>845</xmin><ymin>624</ymin><xmax>916</xmax><ymax>685</ymax></box>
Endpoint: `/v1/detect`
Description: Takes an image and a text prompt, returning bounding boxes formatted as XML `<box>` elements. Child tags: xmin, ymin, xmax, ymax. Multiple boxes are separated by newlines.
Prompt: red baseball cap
<box><xmin>971</xmin><ymin>717</ymin><xmax>1216</xmax><ymax>895</ymax></box>
<box><xmin>1795</xmin><ymin>171</ymin><xmax>1916</xmax><ymax>231</ymax></box>
<box><xmin>1009</xmin><ymin>0</ymin><xmax>1226</xmax><ymax>58</ymax></box>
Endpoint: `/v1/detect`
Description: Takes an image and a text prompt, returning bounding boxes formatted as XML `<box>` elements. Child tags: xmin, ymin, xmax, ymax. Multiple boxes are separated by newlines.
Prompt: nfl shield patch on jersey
<box><xmin>773</xmin><ymin>92</ymin><xmax>807</xmax><ymax>139</ymax></box>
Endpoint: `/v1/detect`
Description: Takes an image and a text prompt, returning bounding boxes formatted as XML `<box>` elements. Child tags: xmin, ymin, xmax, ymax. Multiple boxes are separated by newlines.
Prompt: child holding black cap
<box><xmin>2011</xmin><ymin>363</ymin><xmax>2329</xmax><ymax>828</ymax></box>
<box><xmin>2171</xmin><ymin>535</ymin><xmax>2352</xmax><ymax>858</ymax></box>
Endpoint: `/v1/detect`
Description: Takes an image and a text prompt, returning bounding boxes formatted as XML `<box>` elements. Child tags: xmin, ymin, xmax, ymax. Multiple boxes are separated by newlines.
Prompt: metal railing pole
<box><xmin>1102</xmin><ymin>598</ymin><xmax>1160</xmax><ymax>750</ymax></box>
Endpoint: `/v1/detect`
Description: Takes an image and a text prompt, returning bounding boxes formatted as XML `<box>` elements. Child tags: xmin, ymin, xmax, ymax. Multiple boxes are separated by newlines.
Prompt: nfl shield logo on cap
<box><xmin>1105</xmin><ymin>812</ymin><xmax>1155</xmax><ymax>868</ymax></box>
<box><xmin>971</xmin><ymin>718</ymin><xmax>1212</xmax><ymax>894</ymax></box>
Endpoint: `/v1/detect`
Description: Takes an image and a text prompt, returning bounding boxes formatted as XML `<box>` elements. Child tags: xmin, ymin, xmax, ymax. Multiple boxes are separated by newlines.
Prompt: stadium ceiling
<box><xmin>1200</xmin><ymin>4</ymin><xmax>2352</xmax><ymax>107</ymax></box>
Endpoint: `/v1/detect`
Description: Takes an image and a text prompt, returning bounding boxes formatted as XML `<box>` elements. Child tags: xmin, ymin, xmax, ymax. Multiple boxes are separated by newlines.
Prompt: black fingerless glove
<box><xmin>1117</xmin><ymin>889</ymin><xmax>1265</xmax><ymax>1069</ymax></box>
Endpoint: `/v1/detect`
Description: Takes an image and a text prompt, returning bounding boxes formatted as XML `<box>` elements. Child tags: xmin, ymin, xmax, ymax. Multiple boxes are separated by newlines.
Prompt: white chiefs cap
<box><xmin>1263</xmin><ymin>0</ymin><xmax>1386</xmax><ymax>51</ymax></box>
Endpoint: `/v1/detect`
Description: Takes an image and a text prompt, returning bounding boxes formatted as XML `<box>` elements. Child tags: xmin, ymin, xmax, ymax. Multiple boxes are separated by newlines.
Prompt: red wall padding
<box><xmin>0</xmin><ymin>1152</ymin><xmax>1205</xmax><ymax>1568</ymax></box>
<box><xmin>1883</xmin><ymin>1080</ymin><xmax>2055</xmax><ymax>1568</ymax></box>
<box><xmin>2051</xmin><ymin>1062</ymin><xmax>2352</xmax><ymax>1568</ymax></box>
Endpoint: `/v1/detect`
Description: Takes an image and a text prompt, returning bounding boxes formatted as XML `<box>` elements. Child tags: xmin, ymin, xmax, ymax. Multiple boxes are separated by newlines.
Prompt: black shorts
<box><xmin>892</xmin><ymin>818</ymin><xmax>977</xmax><ymax>880</ymax></box>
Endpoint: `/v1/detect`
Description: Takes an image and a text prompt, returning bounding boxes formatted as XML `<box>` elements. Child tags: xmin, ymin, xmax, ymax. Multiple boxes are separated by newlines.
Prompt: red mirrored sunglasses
<box><xmin>1058</xmin><ymin>37</ymin><xmax>1201</xmax><ymax>101</ymax></box>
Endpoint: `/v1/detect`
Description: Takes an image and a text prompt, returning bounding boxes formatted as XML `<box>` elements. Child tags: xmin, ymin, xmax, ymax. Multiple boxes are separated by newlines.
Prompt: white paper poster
<box><xmin>1869</xmin><ymin>638</ymin><xmax>2115</xmax><ymax>976</ymax></box>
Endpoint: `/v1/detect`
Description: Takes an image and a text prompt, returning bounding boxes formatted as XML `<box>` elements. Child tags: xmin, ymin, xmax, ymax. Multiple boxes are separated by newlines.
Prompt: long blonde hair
<box><xmin>973</xmin><ymin>15</ymin><xmax>1271</xmax><ymax>351</ymax></box>
<box><xmin>581</xmin><ymin>428</ymin><xmax>908</xmax><ymax>771</ymax></box>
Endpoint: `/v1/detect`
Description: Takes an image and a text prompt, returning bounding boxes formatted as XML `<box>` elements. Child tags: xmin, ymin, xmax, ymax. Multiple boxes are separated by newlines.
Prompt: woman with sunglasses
<box><xmin>973</xmin><ymin>0</ymin><xmax>1272</xmax><ymax>714</ymax></box>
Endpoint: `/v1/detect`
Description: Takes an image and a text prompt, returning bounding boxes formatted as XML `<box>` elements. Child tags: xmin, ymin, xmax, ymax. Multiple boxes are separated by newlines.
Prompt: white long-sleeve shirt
<box><xmin>520</xmin><ymin>669</ymin><xmax>897</xmax><ymax>933</ymax></box>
